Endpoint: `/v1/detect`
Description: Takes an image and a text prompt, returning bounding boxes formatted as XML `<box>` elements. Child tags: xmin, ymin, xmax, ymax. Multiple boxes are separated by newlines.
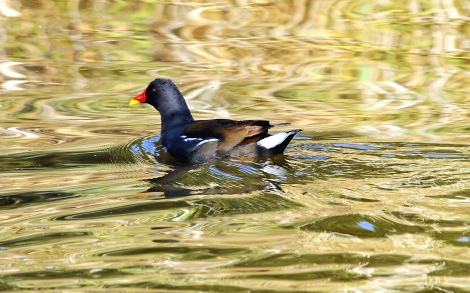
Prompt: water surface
<box><xmin>1</xmin><ymin>1</ymin><xmax>470</xmax><ymax>292</ymax></box>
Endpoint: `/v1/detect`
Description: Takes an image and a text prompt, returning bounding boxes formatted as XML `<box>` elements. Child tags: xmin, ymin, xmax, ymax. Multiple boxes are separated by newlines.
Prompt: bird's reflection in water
<box><xmin>133</xmin><ymin>135</ymin><xmax>297</xmax><ymax>199</ymax></box>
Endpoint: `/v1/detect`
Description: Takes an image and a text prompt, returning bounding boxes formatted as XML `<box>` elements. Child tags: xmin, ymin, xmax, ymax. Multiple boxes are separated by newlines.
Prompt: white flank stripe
<box><xmin>195</xmin><ymin>138</ymin><xmax>218</xmax><ymax>148</ymax></box>
<box><xmin>184</xmin><ymin>137</ymin><xmax>202</xmax><ymax>142</ymax></box>
<box><xmin>257</xmin><ymin>132</ymin><xmax>290</xmax><ymax>149</ymax></box>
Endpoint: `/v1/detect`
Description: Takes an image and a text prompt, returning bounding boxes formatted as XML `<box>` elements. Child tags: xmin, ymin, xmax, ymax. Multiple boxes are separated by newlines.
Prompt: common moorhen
<box><xmin>130</xmin><ymin>78</ymin><xmax>301</xmax><ymax>163</ymax></box>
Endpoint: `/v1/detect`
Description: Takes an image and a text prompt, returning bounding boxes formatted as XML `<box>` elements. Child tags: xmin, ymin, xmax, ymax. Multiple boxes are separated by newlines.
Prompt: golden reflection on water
<box><xmin>0</xmin><ymin>0</ymin><xmax>468</xmax><ymax>147</ymax></box>
<box><xmin>0</xmin><ymin>0</ymin><xmax>470</xmax><ymax>291</ymax></box>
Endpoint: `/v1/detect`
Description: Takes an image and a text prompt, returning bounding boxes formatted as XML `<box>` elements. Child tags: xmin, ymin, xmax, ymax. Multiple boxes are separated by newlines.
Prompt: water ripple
<box><xmin>1</xmin><ymin>1</ymin><xmax>470</xmax><ymax>291</ymax></box>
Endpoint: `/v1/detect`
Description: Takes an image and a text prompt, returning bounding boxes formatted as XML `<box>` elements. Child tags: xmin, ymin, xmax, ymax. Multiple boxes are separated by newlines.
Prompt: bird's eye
<box><xmin>152</xmin><ymin>88</ymin><xmax>156</xmax><ymax>92</ymax></box>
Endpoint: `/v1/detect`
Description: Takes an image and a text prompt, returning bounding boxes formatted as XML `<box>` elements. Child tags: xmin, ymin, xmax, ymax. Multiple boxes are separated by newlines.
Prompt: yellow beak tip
<box><xmin>129</xmin><ymin>100</ymin><xmax>141</xmax><ymax>106</ymax></box>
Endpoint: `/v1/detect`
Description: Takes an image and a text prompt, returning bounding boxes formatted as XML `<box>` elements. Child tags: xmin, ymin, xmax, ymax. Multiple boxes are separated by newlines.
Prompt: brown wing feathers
<box><xmin>183</xmin><ymin>119</ymin><xmax>276</xmax><ymax>152</ymax></box>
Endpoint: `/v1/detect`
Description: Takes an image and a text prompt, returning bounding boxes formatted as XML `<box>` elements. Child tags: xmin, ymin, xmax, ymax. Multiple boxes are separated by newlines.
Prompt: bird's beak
<box><xmin>129</xmin><ymin>90</ymin><xmax>146</xmax><ymax>105</ymax></box>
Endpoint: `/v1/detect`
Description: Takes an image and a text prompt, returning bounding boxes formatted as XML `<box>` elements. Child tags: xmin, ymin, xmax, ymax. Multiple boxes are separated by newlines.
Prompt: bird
<box><xmin>129</xmin><ymin>78</ymin><xmax>301</xmax><ymax>163</ymax></box>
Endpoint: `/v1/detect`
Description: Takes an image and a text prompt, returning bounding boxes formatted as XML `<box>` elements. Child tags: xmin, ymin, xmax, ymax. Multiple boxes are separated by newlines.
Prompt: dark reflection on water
<box><xmin>0</xmin><ymin>190</ymin><xmax>78</xmax><ymax>210</ymax></box>
<box><xmin>51</xmin><ymin>192</ymin><xmax>304</xmax><ymax>221</ymax></box>
<box><xmin>244</xmin><ymin>269</ymin><xmax>368</xmax><ymax>282</ymax></box>
<box><xmin>51</xmin><ymin>200</ymin><xmax>192</xmax><ymax>221</ymax></box>
<box><xmin>0</xmin><ymin>232</ymin><xmax>91</xmax><ymax>248</ymax></box>
<box><xmin>105</xmin><ymin>284</ymin><xmax>254</xmax><ymax>292</ymax></box>
<box><xmin>98</xmin><ymin>246</ymin><xmax>248</xmax><ymax>258</ymax></box>
<box><xmin>0</xmin><ymin>135</ymin><xmax>161</xmax><ymax>171</ymax></box>
<box><xmin>297</xmin><ymin>214</ymin><xmax>426</xmax><ymax>237</ymax></box>
<box><xmin>234</xmin><ymin>252</ymin><xmax>369</xmax><ymax>268</ymax></box>
<box><xmin>0</xmin><ymin>150</ymin><xmax>120</xmax><ymax>170</ymax></box>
